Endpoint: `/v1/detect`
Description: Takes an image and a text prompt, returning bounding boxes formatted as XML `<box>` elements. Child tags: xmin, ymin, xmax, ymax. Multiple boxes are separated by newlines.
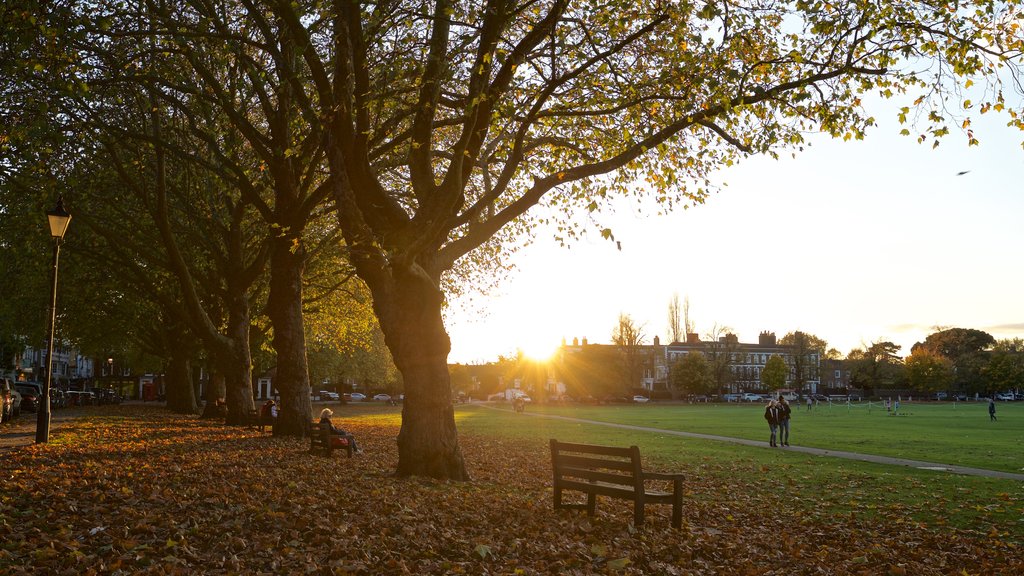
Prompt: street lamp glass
<box><xmin>46</xmin><ymin>197</ymin><xmax>72</xmax><ymax>239</ymax></box>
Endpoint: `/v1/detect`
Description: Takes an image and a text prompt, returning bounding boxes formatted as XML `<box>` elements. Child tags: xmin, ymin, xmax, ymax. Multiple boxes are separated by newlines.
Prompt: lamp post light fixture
<box><xmin>37</xmin><ymin>196</ymin><xmax>71</xmax><ymax>444</ymax></box>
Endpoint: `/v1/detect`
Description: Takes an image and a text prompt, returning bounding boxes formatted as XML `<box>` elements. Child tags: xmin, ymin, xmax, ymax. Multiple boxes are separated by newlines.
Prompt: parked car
<box><xmin>67</xmin><ymin>390</ymin><xmax>96</xmax><ymax>406</ymax></box>
<box><xmin>632</xmin><ymin>395</ymin><xmax>650</xmax><ymax>403</ymax></box>
<box><xmin>319</xmin><ymin>390</ymin><xmax>340</xmax><ymax>401</ymax></box>
<box><xmin>995</xmin><ymin>392</ymin><xmax>1015</xmax><ymax>401</ymax></box>
<box><xmin>373</xmin><ymin>393</ymin><xmax>392</xmax><ymax>402</ymax></box>
<box><xmin>9</xmin><ymin>387</ymin><xmax>22</xmax><ymax>418</ymax></box>
<box><xmin>348</xmin><ymin>392</ymin><xmax>366</xmax><ymax>402</ymax></box>
<box><xmin>0</xmin><ymin>378</ymin><xmax>12</xmax><ymax>423</ymax></box>
<box><xmin>933</xmin><ymin>392</ymin><xmax>948</xmax><ymax>401</ymax></box>
<box><xmin>15</xmin><ymin>384</ymin><xmax>40</xmax><ymax>412</ymax></box>
<box><xmin>722</xmin><ymin>393</ymin><xmax>742</xmax><ymax>402</ymax></box>
<box><xmin>742</xmin><ymin>393</ymin><xmax>764</xmax><ymax>402</ymax></box>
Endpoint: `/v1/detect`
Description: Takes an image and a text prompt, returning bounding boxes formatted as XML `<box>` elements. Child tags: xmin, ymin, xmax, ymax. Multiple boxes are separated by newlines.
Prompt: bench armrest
<box><xmin>642</xmin><ymin>472</ymin><xmax>685</xmax><ymax>482</ymax></box>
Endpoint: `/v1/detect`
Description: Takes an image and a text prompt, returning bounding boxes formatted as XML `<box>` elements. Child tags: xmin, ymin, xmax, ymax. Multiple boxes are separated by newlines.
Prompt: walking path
<box><xmin>0</xmin><ymin>408</ymin><xmax>87</xmax><ymax>450</ymax></box>
<box><xmin>482</xmin><ymin>404</ymin><xmax>1024</xmax><ymax>481</ymax></box>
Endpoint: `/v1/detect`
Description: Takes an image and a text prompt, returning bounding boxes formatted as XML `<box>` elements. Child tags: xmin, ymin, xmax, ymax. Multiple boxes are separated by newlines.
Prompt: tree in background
<box><xmin>847</xmin><ymin>341</ymin><xmax>904</xmax><ymax>397</ymax></box>
<box><xmin>612</xmin><ymin>314</ymin><xmax>647</xmax><ymax>392</ymax></box>
<box><xmin>780</xmin><ymin>331</ymin><xmax>826</xmax><ymax>392</ymax></box>
<box><xmin>703</xmin><ymin>324</ymin><xmax>738</xmax><ymax>394</ymax></box>
<box><xmin>983</xmin><ymin>338</ymin><xmax>1024</xmax><ymax>395</ymax></box>
<box><xmin>555</xmin><ymin>345</ymin><xmax>626</xmax><ymax>400</ymax></box>
<box><xmin>762</xmin><ymin>355</ymin><xmax>789</xmax><ymax>391</ymax></box>
<box><xmin>912</xmin><ymin>328</ymin><xmax>995</xmax><ymax>395</ymax></box>
<box><xmin>669</xmin><ymin>352</ymin><xmax>713</xmax><ymax>399</ymax></box>
<box><xmin>904</xmin><ymin>348</ymin><xmax>954</xmax><ymax>395</ymax></box>
<box><xmin>667</xmin><ymin>294</ymin><xmax>684</xmax><ymax>344</ymax></box>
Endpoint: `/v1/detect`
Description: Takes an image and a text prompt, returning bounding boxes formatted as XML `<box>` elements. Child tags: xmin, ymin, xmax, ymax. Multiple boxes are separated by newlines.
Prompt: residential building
<box><xmin>660</xmin><ymin>331</ymin><xmax>821</xmax><ymax>394</ymax></box>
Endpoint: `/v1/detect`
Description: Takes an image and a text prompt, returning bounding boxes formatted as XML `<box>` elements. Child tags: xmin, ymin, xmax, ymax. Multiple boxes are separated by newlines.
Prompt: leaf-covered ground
<box><xmin>0</xmin><ymin>405</ymin><xmax>1020</xmax><ymax>575</ymax></box>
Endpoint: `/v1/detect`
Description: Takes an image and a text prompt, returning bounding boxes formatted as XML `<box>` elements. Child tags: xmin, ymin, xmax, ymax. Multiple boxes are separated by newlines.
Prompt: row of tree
<box><xmin>860</xmin><ymin>329</ymin><xmax>1024</xmax><ymax>397</ymax></box>
<box><xmin>3</xmin><ymin>1</ymin><xmax>1022</xmax><ymax>479</ymax></box>
<box><xmin>667</xmin><ymin>326</ymin><xmax>1024</xmax><ymax>399</ymax></box>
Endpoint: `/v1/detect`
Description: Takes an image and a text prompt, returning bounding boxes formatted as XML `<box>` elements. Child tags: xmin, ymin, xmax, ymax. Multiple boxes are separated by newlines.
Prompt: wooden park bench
<box><xmin>309</xmin><ymin>420</ymin><xmax>354</xmax><ymax>458</ymax></box>
<box><xmin>550</xmin><ymin>439</ymin><xmax>685</xmax><ymax>528</ymax></box>
<box><xmin>242</xmin><ymin>409</ymin><xmax>274</xmax><ymax>433</ymax></box>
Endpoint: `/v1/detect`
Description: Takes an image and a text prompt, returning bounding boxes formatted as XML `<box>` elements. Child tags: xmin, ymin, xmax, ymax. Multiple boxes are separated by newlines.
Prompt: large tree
<box><xmin>667</xmin><ymin>294</ymin><xmax>683</xmax><ymax>344</ymax></box>
<box><xmin>847</xmin><ymin>341</ymin><xmax>904</xmax><ymax>396</ymax></box>
<box><xmin>912</xmin><ymin>328</ymin><xmax>996</xmax><ymax>394</ymax></box>
<box><xmin>762</xmin><ymin>355</ymin><xmax>789</xmax><ymax>391</ymax></box>
<box><xmin>982</xmin><ymin>338</ymin><xmax>1024</xmax><ymax>395</ymax></box>
<box><xmin>669</xmin><ymin>351</ymin><xmax>713</xmax><ymax>398</ymax></box>
<box><xmin>611</xmin><ymin>313</ymin><xmax>647</xmax><ymax>391</ymax></box>
<box><xmin>9</xmin><ymin>0</ymin><xmax>1024</xmax><ymax>479</ymax></box>
<box><xmin>780</xmin><ymin>331</ymin><xmax>826</xmax><ymax>392</ymax></box>
<box><xmin>904</xmin><ymin>347</ymin><xmax>954</xmax><ymax>394</ymax></box>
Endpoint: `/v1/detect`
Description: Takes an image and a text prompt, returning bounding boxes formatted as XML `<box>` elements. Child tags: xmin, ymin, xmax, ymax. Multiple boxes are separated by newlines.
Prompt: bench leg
<box><xmin>634</xmin><ymin>500</ymin><xmax>645</xmax><ymax>527</ymax></box>
<box><xmin>553</xmin><ymin>486</ymin><xmax>562</xmax><ymax>510</ymax></box>
<box><xmin>586</xmin><ymin>492</ymin><xmax>596</xmax><ymax>516</ymax></box>
<box><xmin>672</xmin><ymin>479</ymin><xmax>683</xmax><ymax>528</ymax></box>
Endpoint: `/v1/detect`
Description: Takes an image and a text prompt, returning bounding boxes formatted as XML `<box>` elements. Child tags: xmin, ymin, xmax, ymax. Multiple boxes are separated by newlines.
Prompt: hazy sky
<box><xmin>445</xmin><ymin>100</ymin><xmax>1024</xmax><ymax>364</ymax></box>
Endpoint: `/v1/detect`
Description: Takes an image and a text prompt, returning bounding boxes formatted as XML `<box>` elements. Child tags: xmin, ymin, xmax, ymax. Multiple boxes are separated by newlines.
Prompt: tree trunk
<box><xmin>267</xmin><ymin>235</ymin><xmax>312</xmax><ymax>436</ymax></box>
<box><xmin>200</xmin><ymin>370</ymin><xmax>226</xmax><ymax>419</ymax></box>
<box><xmin>375</xmin><ymin>267</ymin><xmax>469</xmax><ymax>480</ymax></box>
<box><xmin>222</xmin><ymin>300</ymin><xmax>256</xmax><ymax>425</ymax></box>
<box><xmin>163</xmin><ymin>319</ymin><xmax>200</xmax><ymax>414</ymax></box>
<box><xmin>165</xmin><ymin>355</ymin><xmax>198</xmax><ymax>414</ymax></box>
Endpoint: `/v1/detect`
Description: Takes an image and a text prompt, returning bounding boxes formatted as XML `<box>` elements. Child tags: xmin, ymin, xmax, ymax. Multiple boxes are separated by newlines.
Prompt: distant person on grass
<box><xmin>318</xmin><ymin>408</ymin><xmax>363</xmax><ymax>454</ymax></box>
<box><xmin>777</xmin><ymin>395</ymin><xmax>792</xmax><ymax>447</ymax></box>
<box><xmin>989</xmin><ymin>398</ymin><xmax>997</xmax><ymax>421</ymax></box>
<box><xmin>764</xmin><ymin>400</ymin><xmax>781</xmax><ymax>448</ymax></box>
<box><xmin>806</xmin><ymin>396</ymin><xmax>812</xmax><ymax>411</ymax></box>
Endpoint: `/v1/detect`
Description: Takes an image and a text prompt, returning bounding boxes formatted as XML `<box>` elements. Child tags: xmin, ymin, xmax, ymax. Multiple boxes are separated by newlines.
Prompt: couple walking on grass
<box><xmin>764</xmin><ymin>396</ymin><xmax>792</xmax><ymax>447</ymax></box>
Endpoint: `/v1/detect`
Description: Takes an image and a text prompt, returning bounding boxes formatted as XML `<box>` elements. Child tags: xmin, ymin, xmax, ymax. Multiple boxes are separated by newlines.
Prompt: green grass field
<box><xmin>470</xmin><ymin>400</ymin><xmax>1024</xmax><ymax>472</ymax></box>
<box><xmin>443</xmin><ymin>400</ymin><xmax>1024</xmax><ymax>538</ymax></box>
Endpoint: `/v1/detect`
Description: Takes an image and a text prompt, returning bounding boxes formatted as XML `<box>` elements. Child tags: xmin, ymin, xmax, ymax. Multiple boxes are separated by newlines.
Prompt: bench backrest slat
<box><xmin>551</xmin><ymin>439</ymin><xmax>643</xmax><ymax>491</ymax></box>
<box><xmin>559</xmin><ymin>466</ymin><xmax>636</xmax><ymax>486</ymax></box>
<box><xmin>555</xmin><ymin>454</ymin><xmax>634</xmax><ymax>473</ymax></box>
<box><xmin>553</xmin><ymin>441</ymin><xmax>634</xmax><ymax>458</ymax></box>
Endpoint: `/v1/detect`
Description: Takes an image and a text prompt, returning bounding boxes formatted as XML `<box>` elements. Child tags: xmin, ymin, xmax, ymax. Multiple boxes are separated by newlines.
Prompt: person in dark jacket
<box><xmin>319</xmin><ymin>408</ymin><xmax>363</xmax><ymax>453</ymax></box>
<box><xmin>777</xmin><ymin>396</ymin><xmax>792</xmax><ymax>447</ymax></box>
<box><xmin>989</xmin><ymin>398</ymin><xmax>997</xmax><ymax>421</ymax></box>
<box><xmin>764</xmin><ymin>400</ymin><xmax>780</xmax><ymax>447</ymax></box>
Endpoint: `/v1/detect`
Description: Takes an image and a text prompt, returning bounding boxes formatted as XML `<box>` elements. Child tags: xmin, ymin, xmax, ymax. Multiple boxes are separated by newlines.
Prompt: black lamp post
<box><xmin>37</xmin><ymin>197</ymin><xmax>71</xmax><ymax>444</ymax></box>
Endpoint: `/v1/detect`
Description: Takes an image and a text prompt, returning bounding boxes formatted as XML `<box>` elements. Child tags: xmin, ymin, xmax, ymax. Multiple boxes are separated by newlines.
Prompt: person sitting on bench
<box><xmin>318</xmin><ymin>408</ymin><xmax>363</xmax><ymax>454</ymax></box>
<box><xmin>258</xmin><ymin>399</ymin><xmax>278</xmax><ymax>432</ymax></box>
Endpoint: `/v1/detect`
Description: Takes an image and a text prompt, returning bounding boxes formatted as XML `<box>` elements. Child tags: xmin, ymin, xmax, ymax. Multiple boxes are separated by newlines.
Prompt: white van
<box><xmin>777</xmin><ymin>389</ymin><xmax>799</xmax><ymax>402</ymax></box>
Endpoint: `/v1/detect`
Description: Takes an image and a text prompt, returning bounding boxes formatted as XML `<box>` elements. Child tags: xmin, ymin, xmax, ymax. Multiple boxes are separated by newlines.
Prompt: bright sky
<box><xmin>445</xmin><ymin>100</ymin><xmax>1024</xmax><ymax>364</ymax></box>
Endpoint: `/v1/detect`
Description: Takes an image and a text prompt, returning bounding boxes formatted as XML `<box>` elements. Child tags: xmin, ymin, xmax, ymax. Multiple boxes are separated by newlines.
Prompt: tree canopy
<box><xmin>762</xmin><ymin>354</ymin><xmax>789</xmax><ymax>390</ymax></box>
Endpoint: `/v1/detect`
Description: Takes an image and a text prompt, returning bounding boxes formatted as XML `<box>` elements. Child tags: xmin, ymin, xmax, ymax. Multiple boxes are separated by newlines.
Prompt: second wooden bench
<box><xmin>550</xmin><ymin>439</ymin><xmax>684</xmax><ymax>528</ymax></box>
<box><xmin>309</xmin><ymin>420</ymin><xmax>354</xmax><ymax>458</ymax></box>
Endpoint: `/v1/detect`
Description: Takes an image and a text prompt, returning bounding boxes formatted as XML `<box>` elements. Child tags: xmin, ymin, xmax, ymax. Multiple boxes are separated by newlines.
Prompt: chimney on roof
<box><xmin>759</xmin><ymin>331</ymin><xmax>776</xmax><ymax>346</ymax></box>
<box><xmin>686</xmin><ymin>333</ymin><xmax>700</xmax><ymax>344</ymax></box>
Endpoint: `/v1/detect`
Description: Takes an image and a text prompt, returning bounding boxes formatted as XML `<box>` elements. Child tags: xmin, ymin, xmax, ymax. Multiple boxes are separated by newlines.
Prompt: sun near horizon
<box><xmin>516</xmin><ymin>339</ymin><xmax>563</xmax><ymax>362</ymax></box>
